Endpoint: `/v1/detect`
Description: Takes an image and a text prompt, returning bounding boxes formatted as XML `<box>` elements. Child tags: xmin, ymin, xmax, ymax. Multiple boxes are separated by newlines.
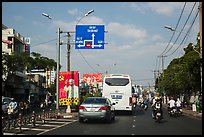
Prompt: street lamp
<box><xmin>76</xmin><ymin>9</ymin><xmax>94</xmax><ymax>25</ymax></box>
<box><xmin>164</xmin><ymin>25</ymin><xmax>193</xmax><ymax>37</ymax></box>
<box><xmin>42</xmin><ymin>12</ymin><xmax>52</xmax><ymax>19</ymax></box>
<box><xmin>66</xmin><ymin>9</ymin><xmax>95</xmax><ymax>71</ymax></box>
<box><xmin>164</xmin><ymin>25</ymin><xmax>175</xmax><ymax>31</ymax></box>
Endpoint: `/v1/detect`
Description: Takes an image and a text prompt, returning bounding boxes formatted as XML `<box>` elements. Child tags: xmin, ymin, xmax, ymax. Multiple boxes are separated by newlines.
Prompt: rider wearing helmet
<box><xmin>151</xmin><ymin>92</ymin><xmax>163</xmax><ymax>119</ymax></box>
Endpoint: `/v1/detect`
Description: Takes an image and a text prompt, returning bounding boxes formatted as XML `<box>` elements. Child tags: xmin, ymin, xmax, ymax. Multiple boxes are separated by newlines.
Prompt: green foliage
<box><xmin>80</xmin><ymin>93</ymin><xmax>102</xmax><ymax>104</ymax></box>
<box><xmin>157</xmin><ymin>37</ymin><xmax>201</xmax><ymax>99</ymax></box>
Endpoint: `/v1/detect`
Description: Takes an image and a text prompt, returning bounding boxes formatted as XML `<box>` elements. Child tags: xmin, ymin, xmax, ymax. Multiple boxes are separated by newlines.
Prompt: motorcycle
<box><xmin>132</xmin><ymin>96</ymin><xmax>137</xmax><ymax>109</ymax></box>
<box><xmin>143</xmin><ymin>103</ymin><xmax>148</xmax><ymax>110</ymax></box>
<box><xmin>175</xmin><ymin>106</ymin><xmax>183</xmax><ymax>117</ymax></box>
<box><xmin>168</xmin><ymin>106</ymin><xmax>177</xmax><ymax>117</ymax></box>
<box><xmin>141</xmin><ymin>101</ymin><xmax>148</xmax><ymax>110</ymax></box>
<box><xmin>154</xmin><ymin>102</ymin><xmax>162</xmax><ymax>123</ymax></box>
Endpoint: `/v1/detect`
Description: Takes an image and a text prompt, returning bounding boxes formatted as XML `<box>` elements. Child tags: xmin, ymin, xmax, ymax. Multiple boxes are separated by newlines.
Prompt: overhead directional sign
<box><xmin>75</xmin><ymin>25</ymin><xmax>105</xmax><ymax>49</ymax></box>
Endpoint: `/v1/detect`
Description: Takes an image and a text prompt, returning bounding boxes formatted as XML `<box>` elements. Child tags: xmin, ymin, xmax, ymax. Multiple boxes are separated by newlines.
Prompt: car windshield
<box><xmin>83</xmin><ymin>98</ymin><xmax>106</xmax><ymax>104</ymax></box>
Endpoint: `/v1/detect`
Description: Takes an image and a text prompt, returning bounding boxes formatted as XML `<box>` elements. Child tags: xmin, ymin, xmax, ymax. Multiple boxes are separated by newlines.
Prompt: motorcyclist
<box><xmin>151</xmin><ymin>92</ymin><xmax>163</xmax><ymax>119</ymax></box>
<box><xmin>176</xmin><ymin>97</ymin><xmax>182</xmax><ymax>113</ymax></box>
<box><xmin>132</xmin><ymin>94</ymin><xmax>137</xmax><ymax>108</ymax></box>
<box><xmin>168</xmin><ymin>96</ymin><xmax>176</xmax><ymax>111</ymax></box>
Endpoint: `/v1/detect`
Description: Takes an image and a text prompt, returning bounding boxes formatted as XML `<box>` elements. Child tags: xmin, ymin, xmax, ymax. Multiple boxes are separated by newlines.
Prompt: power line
<box><xmin>166</xmin><ymin>8</ymin><xmax>199</xmax><ymax>57</ymax></box>
<box><xmin>77</xmin><ymin>50</ymin><xmax>99</xmax><ymax>73</ymax></box>
<box><xmin>159</xmin><ymin>2</ymin><xmax>187</xmax><ymax>56</ymax></box>
<box><xmin>164</xmin><ymin>2</ymin><xmax>197</xmax><ymax>56</ymax></box>
<box><xmin>31</xmin><ymin>35</ymin><xmax>67</xmax><ymax>47</ymax></box>
<box><xmin>69</xmin><ymin>34</ymin><xmax>99</xmax><ymax>73</ymax></box>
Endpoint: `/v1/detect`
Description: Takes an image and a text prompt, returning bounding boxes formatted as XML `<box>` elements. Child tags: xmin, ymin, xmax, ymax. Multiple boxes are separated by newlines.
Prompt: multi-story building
<box><xmin>2</xmin><ymin>24</ymin><xmax>27</xmax><ymax>100</ymax></box>
<box><xmin>2</xmin><ymin>24</ymin><xmax>55</xmax><ymax>103</ymax></box>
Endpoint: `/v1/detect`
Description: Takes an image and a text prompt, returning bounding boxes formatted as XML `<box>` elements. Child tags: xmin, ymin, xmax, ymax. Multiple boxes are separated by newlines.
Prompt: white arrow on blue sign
<box><xmin>75</xmin><ymin>25</ymin><xmax>105</xmax><ymax>49</ymax></box>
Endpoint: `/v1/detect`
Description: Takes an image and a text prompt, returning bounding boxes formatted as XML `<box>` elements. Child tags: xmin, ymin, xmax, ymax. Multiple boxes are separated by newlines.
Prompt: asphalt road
<box><xmin>41</xmin><ymin>105</ymin><xmax>202</xmax><ymax>135</ymax></box>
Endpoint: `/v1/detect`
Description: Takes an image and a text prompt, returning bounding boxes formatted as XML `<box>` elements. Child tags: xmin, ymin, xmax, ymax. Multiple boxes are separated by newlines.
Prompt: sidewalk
<box><xmin>163</xmin><ymin>103</ymin><xmax>202</xmax><ymax>119</ymax></box>
<box><xmin>55</xmin><ymin>109</ymin><xmax>78</xmax><ymax>119</ymax></box>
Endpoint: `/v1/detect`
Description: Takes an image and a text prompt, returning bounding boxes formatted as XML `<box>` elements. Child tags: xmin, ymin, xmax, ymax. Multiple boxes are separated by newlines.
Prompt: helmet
<box><xmin>155</xmin><ymin>97</ymin><xmax>160</xmax><ymax>102</ymax></box>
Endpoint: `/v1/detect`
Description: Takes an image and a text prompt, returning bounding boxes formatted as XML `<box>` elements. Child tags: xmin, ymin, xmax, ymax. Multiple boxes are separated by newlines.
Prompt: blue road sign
<box><xmin>75</xmin><ymin>25</ymin><xmax>104</xmax><ymax>49</ymax></box>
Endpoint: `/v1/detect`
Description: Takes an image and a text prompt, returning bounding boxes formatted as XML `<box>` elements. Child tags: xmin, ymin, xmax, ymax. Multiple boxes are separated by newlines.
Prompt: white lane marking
<box><xmin>37</xmin><ymin>120</ymin><xmax>77</xmax><ymax>135</ymax></box>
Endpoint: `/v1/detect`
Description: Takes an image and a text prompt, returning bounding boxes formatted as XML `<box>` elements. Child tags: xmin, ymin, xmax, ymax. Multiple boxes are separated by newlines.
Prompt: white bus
<box><xmin>102</xmin><ymin>74</ymin><xmax>133</xmax><ymax>112</ymax></box>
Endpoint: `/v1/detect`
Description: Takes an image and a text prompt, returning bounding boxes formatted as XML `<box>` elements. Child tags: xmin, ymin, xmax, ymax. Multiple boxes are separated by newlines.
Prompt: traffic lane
<box><xmin>42</xmin><ymin>116</ymin><xmax>134</xmax><ymax>135</ymax></box>
<box><xmin>41</xmin><ymin>107</ymin><xmax>202</xmax><ymax>135</ymax></box>
<box><xmin>132</xmin><ymin>106</ymin><xmax>202</xmax><ymax>135</ymax></box>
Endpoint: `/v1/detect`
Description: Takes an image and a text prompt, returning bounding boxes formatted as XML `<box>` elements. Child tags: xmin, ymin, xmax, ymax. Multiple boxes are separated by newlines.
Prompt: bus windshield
<box><xmin>105</xmin><ymin>78</ymin><xmax>129</xmax><ymax>86</ymax></box>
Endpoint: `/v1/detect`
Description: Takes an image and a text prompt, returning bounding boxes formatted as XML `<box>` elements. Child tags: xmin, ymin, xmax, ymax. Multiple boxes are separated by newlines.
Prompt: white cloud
<box><xmin>107</xmin><ymin>22</ymin><xmax>148</xmax><ymax>40</ymax></box>
<box><xmin>77</xmin><ymin>16</ymin><xmax>105</xmax><ymax>25</ymax></box>
<box><xmin>147</xmin><ymin>2</ymin><xmax>184</xmax><ymax>16</ymax></box>
<box><xmin>122</xmin><ymin>2</ymin><xmax>184</xmax><ymax>16</ymax></box>
<box><xmin>67</xmin><ymin>9</ymin><xmax>82</xmax><ymax>15</ymax></box>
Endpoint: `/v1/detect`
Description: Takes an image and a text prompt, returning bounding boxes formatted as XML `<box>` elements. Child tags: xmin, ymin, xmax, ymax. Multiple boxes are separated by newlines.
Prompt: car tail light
<box><xmin>99</xmin><ymin>106</ymin><xmax>108</xmax><ymax>110</ymax></box>
<box><xmin>129</xmin><ymin>97</ymin><xmax>132</xmax><ymax>106</ymax></box>
<box><xmin>79</xmin><ymin>106</ymin><xmax>86</xmax><ymax>110</ymax></box>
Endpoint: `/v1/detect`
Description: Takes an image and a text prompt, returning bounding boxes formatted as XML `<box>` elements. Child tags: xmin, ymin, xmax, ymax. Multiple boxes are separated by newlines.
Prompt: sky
<box><xmin>2</xmin><ymin>2</ymin><xmax>200</xmax><ymax>87</ymax></box>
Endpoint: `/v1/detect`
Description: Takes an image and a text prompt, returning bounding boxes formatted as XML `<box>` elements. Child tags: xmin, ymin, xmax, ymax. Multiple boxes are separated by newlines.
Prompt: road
<box><xmin>3</xmin><ymin>105</ymin><xmax>202</xmax><ymax>135</ymax></box>
<box><xmin>42</xmin><ymin>105</ymin><xmax>202</xmax><ymax>135</ymax></box>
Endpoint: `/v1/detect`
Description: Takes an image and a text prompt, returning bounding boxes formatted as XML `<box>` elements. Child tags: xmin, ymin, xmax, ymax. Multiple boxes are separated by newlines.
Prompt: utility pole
<box><xmin>158</xmin><ymin>55</ymin><xmax>167</xmax><ymax>73</ymax></box>
<box><xmin>199</xmin><ymin>2</ymin><xmax>202</xmax><ymax>93</ymax></box>
<box><xmin>67</xmin><ymin>32</ymin><xmax>71</xmax><ymax>71</ymax></box>
<box><xmin>56</xmin><ymin>28</ymin><xmax>61</xmax><ymax>110</ymax></box>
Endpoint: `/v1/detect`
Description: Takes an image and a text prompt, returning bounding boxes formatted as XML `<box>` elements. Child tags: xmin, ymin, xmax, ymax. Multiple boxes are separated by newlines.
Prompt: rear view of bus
<box><xmin>102</xmin><ymin>74</ymin><xmax>132</xmax><ymax>112</ymax></box>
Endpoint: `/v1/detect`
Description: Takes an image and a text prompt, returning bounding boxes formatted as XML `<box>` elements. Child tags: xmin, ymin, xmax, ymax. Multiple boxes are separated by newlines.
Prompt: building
<box><xmin>2</xmin><ymin>24</ymin><xmax>26</xmax><ymax>100</ymax></box>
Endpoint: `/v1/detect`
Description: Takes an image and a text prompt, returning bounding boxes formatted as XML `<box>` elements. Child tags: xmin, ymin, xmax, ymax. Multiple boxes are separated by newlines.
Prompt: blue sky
<box><xmin>2</xmin><ymin>2</ymin><xmax>200</xmax><ymax>87</ymax></box>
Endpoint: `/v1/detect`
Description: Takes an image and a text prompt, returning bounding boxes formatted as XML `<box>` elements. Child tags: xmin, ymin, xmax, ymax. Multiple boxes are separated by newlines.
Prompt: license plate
<box><xmin>90</xmin><ymin>108</ymin><xmax>96</xmax><ymax>112</ymax></box>
<box><xmin>111</xmin><ymin>94</ymin><xmax>122</xmax><ymax>99</ymax></box>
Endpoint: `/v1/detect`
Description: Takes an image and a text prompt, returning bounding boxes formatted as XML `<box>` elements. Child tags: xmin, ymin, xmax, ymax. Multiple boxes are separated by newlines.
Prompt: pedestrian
<box><xmin>19</xmin><ymin>101</ymin><xmax>24</xmax><ymax>115</ymax></box>
<box><xmin>40</xmin><ymin>100</ymin><xmax>45</xmax><ymax>110</ymax></box>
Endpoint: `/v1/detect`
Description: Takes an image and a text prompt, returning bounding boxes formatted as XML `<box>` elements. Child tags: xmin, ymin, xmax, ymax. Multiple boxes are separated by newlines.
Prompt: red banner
<box><xmin>59</xmin><ymin>71</ymin><xmax>79</xmax><ymax>105</ymax></box>
<box><xmin>82</xmin><ymin>73</ymin><xmax>102</xmax><ymax>86</ymax></box>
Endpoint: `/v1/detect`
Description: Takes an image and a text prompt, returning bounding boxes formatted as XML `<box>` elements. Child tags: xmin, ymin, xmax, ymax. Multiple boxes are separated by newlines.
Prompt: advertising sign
<box><xmin>82</xmin><ymin>73</ymin><xmax>103</xmax><ymax>87</ymax></box>
<box><xmin>75</xmin><ymin>25</ymin><xmax>105</xmax><ymax>49</ymax></box>
<box><xmin>59</xmin><ymin>71</ymin><xmax>79</xmax><ymax>106</ymax></box>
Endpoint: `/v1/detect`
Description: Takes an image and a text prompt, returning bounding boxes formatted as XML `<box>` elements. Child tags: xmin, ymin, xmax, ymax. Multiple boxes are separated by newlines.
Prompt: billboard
<box><xmin>82</xmin><ymin>73</ymin><xmax>103</xmax><ymax>87</ymax></box>
<box><xmin>59</xmin><ymin>71</ymin><xmax>79</xmax><ymax>106</ymax></box>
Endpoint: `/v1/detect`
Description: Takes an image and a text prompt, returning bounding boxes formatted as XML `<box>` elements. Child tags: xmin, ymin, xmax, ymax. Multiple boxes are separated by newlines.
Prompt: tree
<box><xmin>157</xmin><ymin>35</ymin><xmax>201</xmax><ymax>101</ymax></box>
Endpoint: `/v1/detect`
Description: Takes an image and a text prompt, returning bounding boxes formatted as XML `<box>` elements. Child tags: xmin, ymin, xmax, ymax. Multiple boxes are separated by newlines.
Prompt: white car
<box><xmin>2</xmin><ymin>96</ymin><xmax>18</xmax><ymax>116</ymax></box>
<box><xmin>2</xmin><ymin>96</ymin><xmax>13</xmax><ymax>115</ymax></box>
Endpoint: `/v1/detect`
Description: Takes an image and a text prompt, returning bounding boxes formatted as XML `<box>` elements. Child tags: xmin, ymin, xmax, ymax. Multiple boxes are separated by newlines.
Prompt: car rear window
<box><xmin>83</xmin><ymin>98</ymin><xmax>106</xmax><ymax>104</ymax></box>
<box><xmin>105</xmin><ymin>78</ymin><xmax>129</xmax><ymax>86</ymax></box>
